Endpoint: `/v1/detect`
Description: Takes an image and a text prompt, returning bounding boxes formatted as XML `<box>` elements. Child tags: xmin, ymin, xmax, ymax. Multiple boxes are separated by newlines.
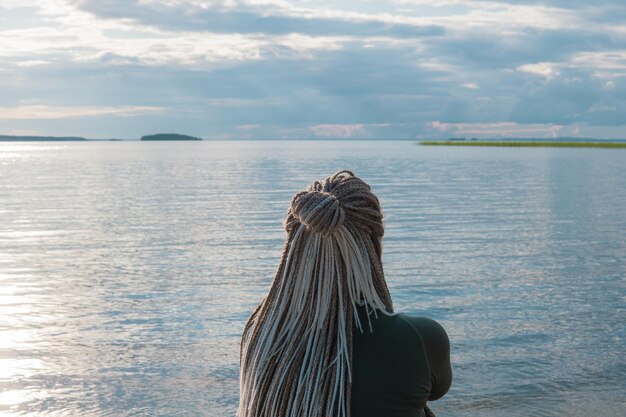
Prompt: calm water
<box><xmin>1</xmin><ymin>141</ymin><xmax>625</xmax><ymax>416</ymax></box>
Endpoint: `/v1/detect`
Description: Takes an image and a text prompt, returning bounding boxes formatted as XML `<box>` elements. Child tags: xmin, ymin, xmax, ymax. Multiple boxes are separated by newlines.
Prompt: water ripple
<box><xmin>1</xmin><ymin>141</ymin><xmax>625</xmax><ymax>416</ymax></box>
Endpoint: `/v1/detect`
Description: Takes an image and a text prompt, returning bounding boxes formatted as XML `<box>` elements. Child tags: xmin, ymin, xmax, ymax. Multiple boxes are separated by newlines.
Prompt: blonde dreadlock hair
<box><xmin>238</xmin><ymin>169</ymin><xmax>395</xmax><ymax>417</ymax></box>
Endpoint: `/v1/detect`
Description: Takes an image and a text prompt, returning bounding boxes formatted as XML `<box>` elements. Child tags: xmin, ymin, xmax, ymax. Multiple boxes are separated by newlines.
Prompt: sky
<box><xmin>0</xmin><ymin>0</ymin><xmax>625</xmax><ymax>140</ymax></box>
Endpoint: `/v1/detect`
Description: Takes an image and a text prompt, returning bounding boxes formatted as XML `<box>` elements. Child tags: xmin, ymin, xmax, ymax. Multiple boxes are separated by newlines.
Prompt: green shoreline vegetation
<box><xmin>419</xmin><ymin>141</ymin><xmax>626</xmax><ymax>148</ymax></box>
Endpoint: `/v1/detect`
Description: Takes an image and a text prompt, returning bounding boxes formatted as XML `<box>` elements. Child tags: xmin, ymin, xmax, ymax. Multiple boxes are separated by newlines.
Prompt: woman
<box><xmin>238</xmin><ymin>170</ymin><xmax>452</xmax><ymax>417</ymax></box>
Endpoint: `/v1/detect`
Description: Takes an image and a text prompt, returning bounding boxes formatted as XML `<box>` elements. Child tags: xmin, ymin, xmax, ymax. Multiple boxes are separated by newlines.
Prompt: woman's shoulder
<box><xmin>395</xmin><ymin>313</ymin><xmax>453</xmax><ymax>400</ymax></box>
<box><xmin>394</xmin><ymin>313</ymin><xmax>450</xmax><ymax>345</ymax></box>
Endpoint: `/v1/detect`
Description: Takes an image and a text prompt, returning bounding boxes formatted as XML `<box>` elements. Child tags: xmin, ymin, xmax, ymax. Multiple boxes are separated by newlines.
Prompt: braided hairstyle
<box><xmin>237</xmin><ymin>169</ymin><xmax>395</xmax><ymax>417</ymax></box>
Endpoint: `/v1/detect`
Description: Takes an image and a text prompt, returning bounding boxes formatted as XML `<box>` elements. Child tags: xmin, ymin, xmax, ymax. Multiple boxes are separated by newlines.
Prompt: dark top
<box><xmin>350</xmin><ymin>304</ymin><xmax>452</xmax><ymax>417</ymax></box>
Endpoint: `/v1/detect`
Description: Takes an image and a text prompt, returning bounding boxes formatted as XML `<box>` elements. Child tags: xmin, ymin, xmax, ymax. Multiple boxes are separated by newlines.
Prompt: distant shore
<box><xmin>419</xmin><ymin>141</ymin><xmax>626</xmax><ymax>148</ymax></box>
<box><xmin>0</xmin><ymin>135</ymin><xmax>88</xmax><ymax>142</ymax></box>
<box><xmin>2</xmin><ymin>135</ymin><xmax>626</xmax><ymax>146</ymax></box>
<box><xmin>0</xmin><ymin>133</ymin><xmax>202</xmax><ymax>142</ymax></box>
<box><xmin>140</xmin><ymin>133</ymin><xmax>201</xmax><ymax>141</ymax></box>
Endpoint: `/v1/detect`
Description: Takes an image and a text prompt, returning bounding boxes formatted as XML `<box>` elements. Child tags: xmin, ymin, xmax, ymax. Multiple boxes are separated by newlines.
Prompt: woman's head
<box><xmin>238</xmin><ymin>169</ymin><xmax>394</xmax><ymax>417</ymax></box>
<box><xmin>285</xmin><ymin>169</ymin><xmax>384</xmax><ymax>255</ymax></box>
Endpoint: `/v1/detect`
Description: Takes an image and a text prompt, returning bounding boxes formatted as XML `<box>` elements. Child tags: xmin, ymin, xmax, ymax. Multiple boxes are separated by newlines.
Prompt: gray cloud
<box><xmin>510</xmin><ymin>69</ymin><xmax>626</xmax><ymax>126</ymax></box>
<box><xmin>2</xmin><ymin>0</ymin><xmax>625</xmax><ymax>138</ymax></box>
<box><xmin>477</xmin><ymin>0</ymin><xmax>622</xmax><ymax>6</ymax></box>
<box><xmin>429</xmin><ymin>28</ymin><xmax>621</xmax><ymax>71</ymax></box>
<box><xmin>73</xmin><ymin>0</ymin><xmax>445</xmax><ymax>37</ymax></box>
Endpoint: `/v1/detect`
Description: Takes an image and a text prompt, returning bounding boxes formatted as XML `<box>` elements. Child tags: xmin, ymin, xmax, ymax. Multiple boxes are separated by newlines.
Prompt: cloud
<box><xmin>517</xmin><ymin>63</ymin><xmax>559</xmax><ymax>79</ymax></box>
<box><xmin>510</xmin><ymin>69</ymin><xmax>626</xmax><ymax>126</ymax></box>
<box><xmin>394</xmin><ymin>0</ymin><xmax>624</xmax><ymax>9</ymax></box>
<box><xmin>71</xmin><ymin>0</ymin><xmax>446</xmax><ymax>37</ymax></box>
<box><xmin>1</xmin><ymin>0</ymin><xmax>625</xmax><ymax>138</ymax></box>
<box><xmin>0</xmin><ymin>25</ymin><xmax>350</xmax><ymax>68</ymax></box>
<box><xmin>429</xmin><ymin>121</ymin><xmax>570</xmax><ymax>138</ymax></box>
<box><xmin>570</xmin><ymin>51</ymin><xmax>626</xmax><ymax>78</ymax></box>
<box><xmin>0</xmin><ymin>105</ymin><xmax>164</xmax><ymax>120</ymax></box>
<box><xmin>309</xmin><ymin>124</ymin><xmax>370</xmax><ymax>138</ymax></box>
<box><xmin>232</xmin><ymin>122</ymin><xmax>398</xmax><ymax>140</ymax></box>
<box><xmin>15</xmin><ymin>60</ymin><xmax>51</xmax><ymax>67</ymax></box>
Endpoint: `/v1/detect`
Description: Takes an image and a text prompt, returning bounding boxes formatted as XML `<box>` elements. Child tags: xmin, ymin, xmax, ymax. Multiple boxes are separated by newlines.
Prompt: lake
<box><xmin>1</xmin><ymin>141</ymin><xmax>624</xmax><ymax>416</ymax></box>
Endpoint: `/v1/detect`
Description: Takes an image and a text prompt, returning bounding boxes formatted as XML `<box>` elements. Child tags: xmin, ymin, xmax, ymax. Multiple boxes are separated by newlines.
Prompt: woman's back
<box><xmin>351</xmin><ymin>304</ymin><xmax>452</xmax><ymax>417</ymax></box>
<box><xmin>238</xmin><ymin>171</ymin><xmax>452</xmax><ymax>417</ymax></box>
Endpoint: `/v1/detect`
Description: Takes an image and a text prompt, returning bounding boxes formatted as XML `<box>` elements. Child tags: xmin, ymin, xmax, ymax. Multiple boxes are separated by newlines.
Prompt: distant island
<box><xmin>0</xmin><ymin>135</ymin><xmax>88</xmax><ymax>141</ymax></box>
<box><xmin>140</xmin><ymin>133</ymin><xmax>202</xmax><ymax>141</ymax></box>
<box><xmin>0</xmin><ymin>133</ymin><xmax>202</xmax><ymax>141</ymax></box>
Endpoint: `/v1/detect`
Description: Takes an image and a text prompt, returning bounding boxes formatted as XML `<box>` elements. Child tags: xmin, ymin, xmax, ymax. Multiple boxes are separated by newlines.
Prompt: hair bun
<box><xmin>290</xmin><ymin>189</ymin><xmax>345</xmax><ymax>236</ymax></box>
